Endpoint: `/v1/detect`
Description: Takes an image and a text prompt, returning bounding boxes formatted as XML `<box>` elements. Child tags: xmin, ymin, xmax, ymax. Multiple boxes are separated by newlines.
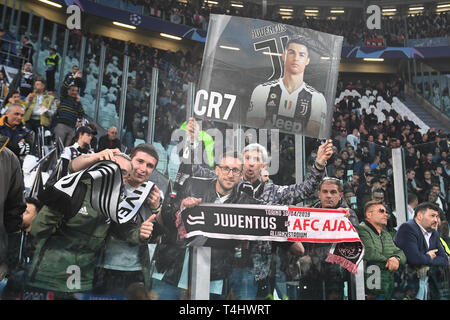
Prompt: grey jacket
<box><xmin>0</xmin><ymin>137</ymin><xmax>26</xmax><ymax>265</ymax></box>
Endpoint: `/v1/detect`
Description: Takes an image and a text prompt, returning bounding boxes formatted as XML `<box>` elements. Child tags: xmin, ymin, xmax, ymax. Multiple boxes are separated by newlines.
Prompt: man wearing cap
<box><xmin>247</xmin><ymin>35</ymin><xmax>327</xmax><ymax>137</ymax></box>
<box><xmin>44</xmin><ymin>48</ymin><xmax>60</xmax><ymax>92</ymax></box>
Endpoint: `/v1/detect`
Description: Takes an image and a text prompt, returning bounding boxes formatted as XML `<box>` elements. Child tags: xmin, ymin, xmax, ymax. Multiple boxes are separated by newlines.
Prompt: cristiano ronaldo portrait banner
<box><xmin>194</xmin><ymin>14</ymin><xmax>343</xmax><ymax>139</ymax></box>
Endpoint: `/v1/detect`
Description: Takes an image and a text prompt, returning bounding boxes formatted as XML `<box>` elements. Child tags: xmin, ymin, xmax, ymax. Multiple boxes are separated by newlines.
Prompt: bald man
<box><xmin>97</xmin><ymin>126</ymin><xmax>121</xmax><ymax>152</ymax></box>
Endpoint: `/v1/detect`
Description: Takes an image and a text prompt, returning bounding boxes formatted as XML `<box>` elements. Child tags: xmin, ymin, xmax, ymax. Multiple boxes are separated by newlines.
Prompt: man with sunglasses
<box><xmin>358</xmin><ymin>200</ymin><xmax>406</xmax><ymax>300</ymax></box>
<box><xmin>153</xmin><ymin>151</ymin><xmax>261</xmax><ymax>299</ymax></box>
<box><xmin>97</xmin><ymin>126</ymin><xmax>121</xmax><ymax>152</ymax></box>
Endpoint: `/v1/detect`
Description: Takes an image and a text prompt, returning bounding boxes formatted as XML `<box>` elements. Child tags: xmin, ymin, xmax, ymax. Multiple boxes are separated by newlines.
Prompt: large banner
<box><xmin>177</xmin><ymin>204</ymin><xmax>364</xmax><ymax>274</ymax></box>
<box><xmin>195</xmin><ymin>14</ymin><xmax>343</xmax><ymax>139</ymax></box>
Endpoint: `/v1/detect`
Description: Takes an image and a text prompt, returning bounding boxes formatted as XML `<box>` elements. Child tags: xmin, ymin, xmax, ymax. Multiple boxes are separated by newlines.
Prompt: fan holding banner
<box><xmin>24</xmin><ymin>149</ymin><xmax>157</xmax><ymax>298</ymax></box>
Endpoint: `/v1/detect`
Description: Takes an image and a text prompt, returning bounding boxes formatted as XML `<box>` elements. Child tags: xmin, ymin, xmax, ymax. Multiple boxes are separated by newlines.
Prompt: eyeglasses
<box><xmin>218</xmin><ymin>166</ymin><xmax>242</xmax><ymax>176</ymax></box>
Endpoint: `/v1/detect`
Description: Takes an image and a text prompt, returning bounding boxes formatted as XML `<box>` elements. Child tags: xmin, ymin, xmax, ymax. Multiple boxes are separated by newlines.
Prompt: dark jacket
<box><xmin>61</xmin><ymin>72</ymin><xmax>86</xmax><ymax>98</ymax></box>
<box><xmin>0</xmin><ymin>115</ymin><xmax>34</xmax><ymax>157</ymax></box>
<box><xmin>393</xmin><ymin>219</ymin><xmax>448</xmax><ymax>267</ymax></box>
<box><xmin>155</xmin><ymin>177</ymin><xmax>260</xmax><ymax>286</ymax></box>
<box><xmin>9</xmin><ymin>71</ymin><xmax>38</xmax><ymax>98</ymax></box>
<box><xmin>97</xmin><ymin>134</ymin><xmax>121</xmax><ymax>152</ymax></box>
<box><xmin>55</xmin><ymin>96</ymin><xmax>84</xmax><ymax>128</ymax></box>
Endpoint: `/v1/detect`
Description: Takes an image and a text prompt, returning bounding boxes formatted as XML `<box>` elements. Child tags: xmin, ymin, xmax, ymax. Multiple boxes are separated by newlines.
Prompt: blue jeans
<box><xmin>230</xmin><ymin>267</ymin><xmax>258</xmax><ymax>300</ymax></box>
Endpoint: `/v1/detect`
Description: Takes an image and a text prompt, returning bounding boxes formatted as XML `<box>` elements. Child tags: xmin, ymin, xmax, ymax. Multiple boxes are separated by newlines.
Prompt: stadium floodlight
<box><xmin>219</xmin><ymin>45</ymin><xmax>240</xmax><ymax>51</ymax></box>
<box><xmin>363</xmin><ymin>58</ymin><xmax>384</xmax><ymax>62</ymax></box>
<box><xmin>39</xmin><ymin>0</ymin><xmax>63</xmax><ymax>8</ymax></box>
<box><xmin>279</xmin><ymin>8</ymin><xmax>294</xmax><ymax>12</ymax></box>
<box><xmin>382</xmin><ymin>8</ymin><xmax>397</xmax><ymax>12</ymax></box>
<box><xmin>409</xmin><ymin>6</ymin><xmax>424</xmax><ymax>11</ymax></box>
<box><xmin>305</xmin><ymin>9</ymin><xmax>319</xmax><ymax>13</ymax></box>
<box><xmin>207</xmin><ymin>1</ymin><xmax>219</xmax><ymax>5</ymax></box>
<box><xmin>231</xmin><ymin>3</ymin><xmax>244</xmax><ymax>8</ymax></box>
<box><xmin>436</xmin><ymin>3</ymin><xmax>450</xmax><ymax>8</ymax></box>
<box><xmin>113</xmin><ymin>21</ymin><xmax>136</xmax><ymax>30</ymax></box>
<box><xmin>330</xmin><ymin>9</ymin><xmax>345</xmax><ymax>13</ymax></box>
<box><xmin>160</xmin><ymin>33</ymin><xmax>182</xmax><ymax>40</ymax></box>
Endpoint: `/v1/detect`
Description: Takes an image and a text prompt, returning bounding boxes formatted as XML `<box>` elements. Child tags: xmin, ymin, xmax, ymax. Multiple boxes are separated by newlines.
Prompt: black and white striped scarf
<box><xmin>54</xmin><ymin>160</ymin><xmax>154</xmax><ymax>224</ymax></box>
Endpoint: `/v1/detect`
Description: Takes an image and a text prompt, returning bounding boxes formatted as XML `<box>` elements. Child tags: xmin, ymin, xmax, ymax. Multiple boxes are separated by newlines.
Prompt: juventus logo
<box><xmin>297</xmin><ymin>99</ymin><xmax>309</xmax><ymax>116</ymax></box>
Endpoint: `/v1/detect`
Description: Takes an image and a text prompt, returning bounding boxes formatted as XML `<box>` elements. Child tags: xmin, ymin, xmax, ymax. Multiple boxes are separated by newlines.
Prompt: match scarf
<box><xmin>53</xmin><ymin>160</ymin><xmax>154</xmax><ymax>224</ymax></box>
<box><xmin>176</xmin><ymin>204</ymin><xmax>365</xmax><ymax>274</ymax></box>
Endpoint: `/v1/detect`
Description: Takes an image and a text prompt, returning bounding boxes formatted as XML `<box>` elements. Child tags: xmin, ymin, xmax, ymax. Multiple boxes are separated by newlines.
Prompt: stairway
<box><xmin>403</xmin><ymin>95</ymin><xmax>449</xmax><ymax>133</ymax></box>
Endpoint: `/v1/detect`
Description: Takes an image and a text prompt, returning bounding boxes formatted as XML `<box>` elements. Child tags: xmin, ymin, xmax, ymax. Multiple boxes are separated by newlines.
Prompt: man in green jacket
<box><xmin>358</xmin><ymin>200</ymin><xmax>406</xmax><ymax>300</ymax></box>
<box><xmin>23</xmin><ymin>149</ymin><xmax>156</xmax><ymax>299</ymax></box>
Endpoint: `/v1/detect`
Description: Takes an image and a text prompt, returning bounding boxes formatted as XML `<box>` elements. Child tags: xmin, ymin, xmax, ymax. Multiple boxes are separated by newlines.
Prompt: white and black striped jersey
<box><xmin>247</xmin><ymin>78</ymin><xmax>327</xmax><ymax>136</ymax></box>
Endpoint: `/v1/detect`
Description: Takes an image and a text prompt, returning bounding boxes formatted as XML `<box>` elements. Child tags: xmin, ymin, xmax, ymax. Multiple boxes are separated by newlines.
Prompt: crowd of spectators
<box><xmin>0</xmin><ymin>2</ymin><xmax>448</xmax><ymax>301</ymax></box>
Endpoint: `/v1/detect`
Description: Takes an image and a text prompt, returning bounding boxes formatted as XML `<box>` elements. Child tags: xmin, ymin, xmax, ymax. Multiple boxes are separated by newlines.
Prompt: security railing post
<box><xmin>94</xmin><ymin>44</ymin><xmax>106</xmax><ymax>123</ymax></box>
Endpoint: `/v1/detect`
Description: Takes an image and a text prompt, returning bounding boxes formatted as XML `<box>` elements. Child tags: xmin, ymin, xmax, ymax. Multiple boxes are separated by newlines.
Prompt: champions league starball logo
<box><xmin>129</xmin><ymin>13</ymin><xmax>142</xmax><ymax>26</ymax></box>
